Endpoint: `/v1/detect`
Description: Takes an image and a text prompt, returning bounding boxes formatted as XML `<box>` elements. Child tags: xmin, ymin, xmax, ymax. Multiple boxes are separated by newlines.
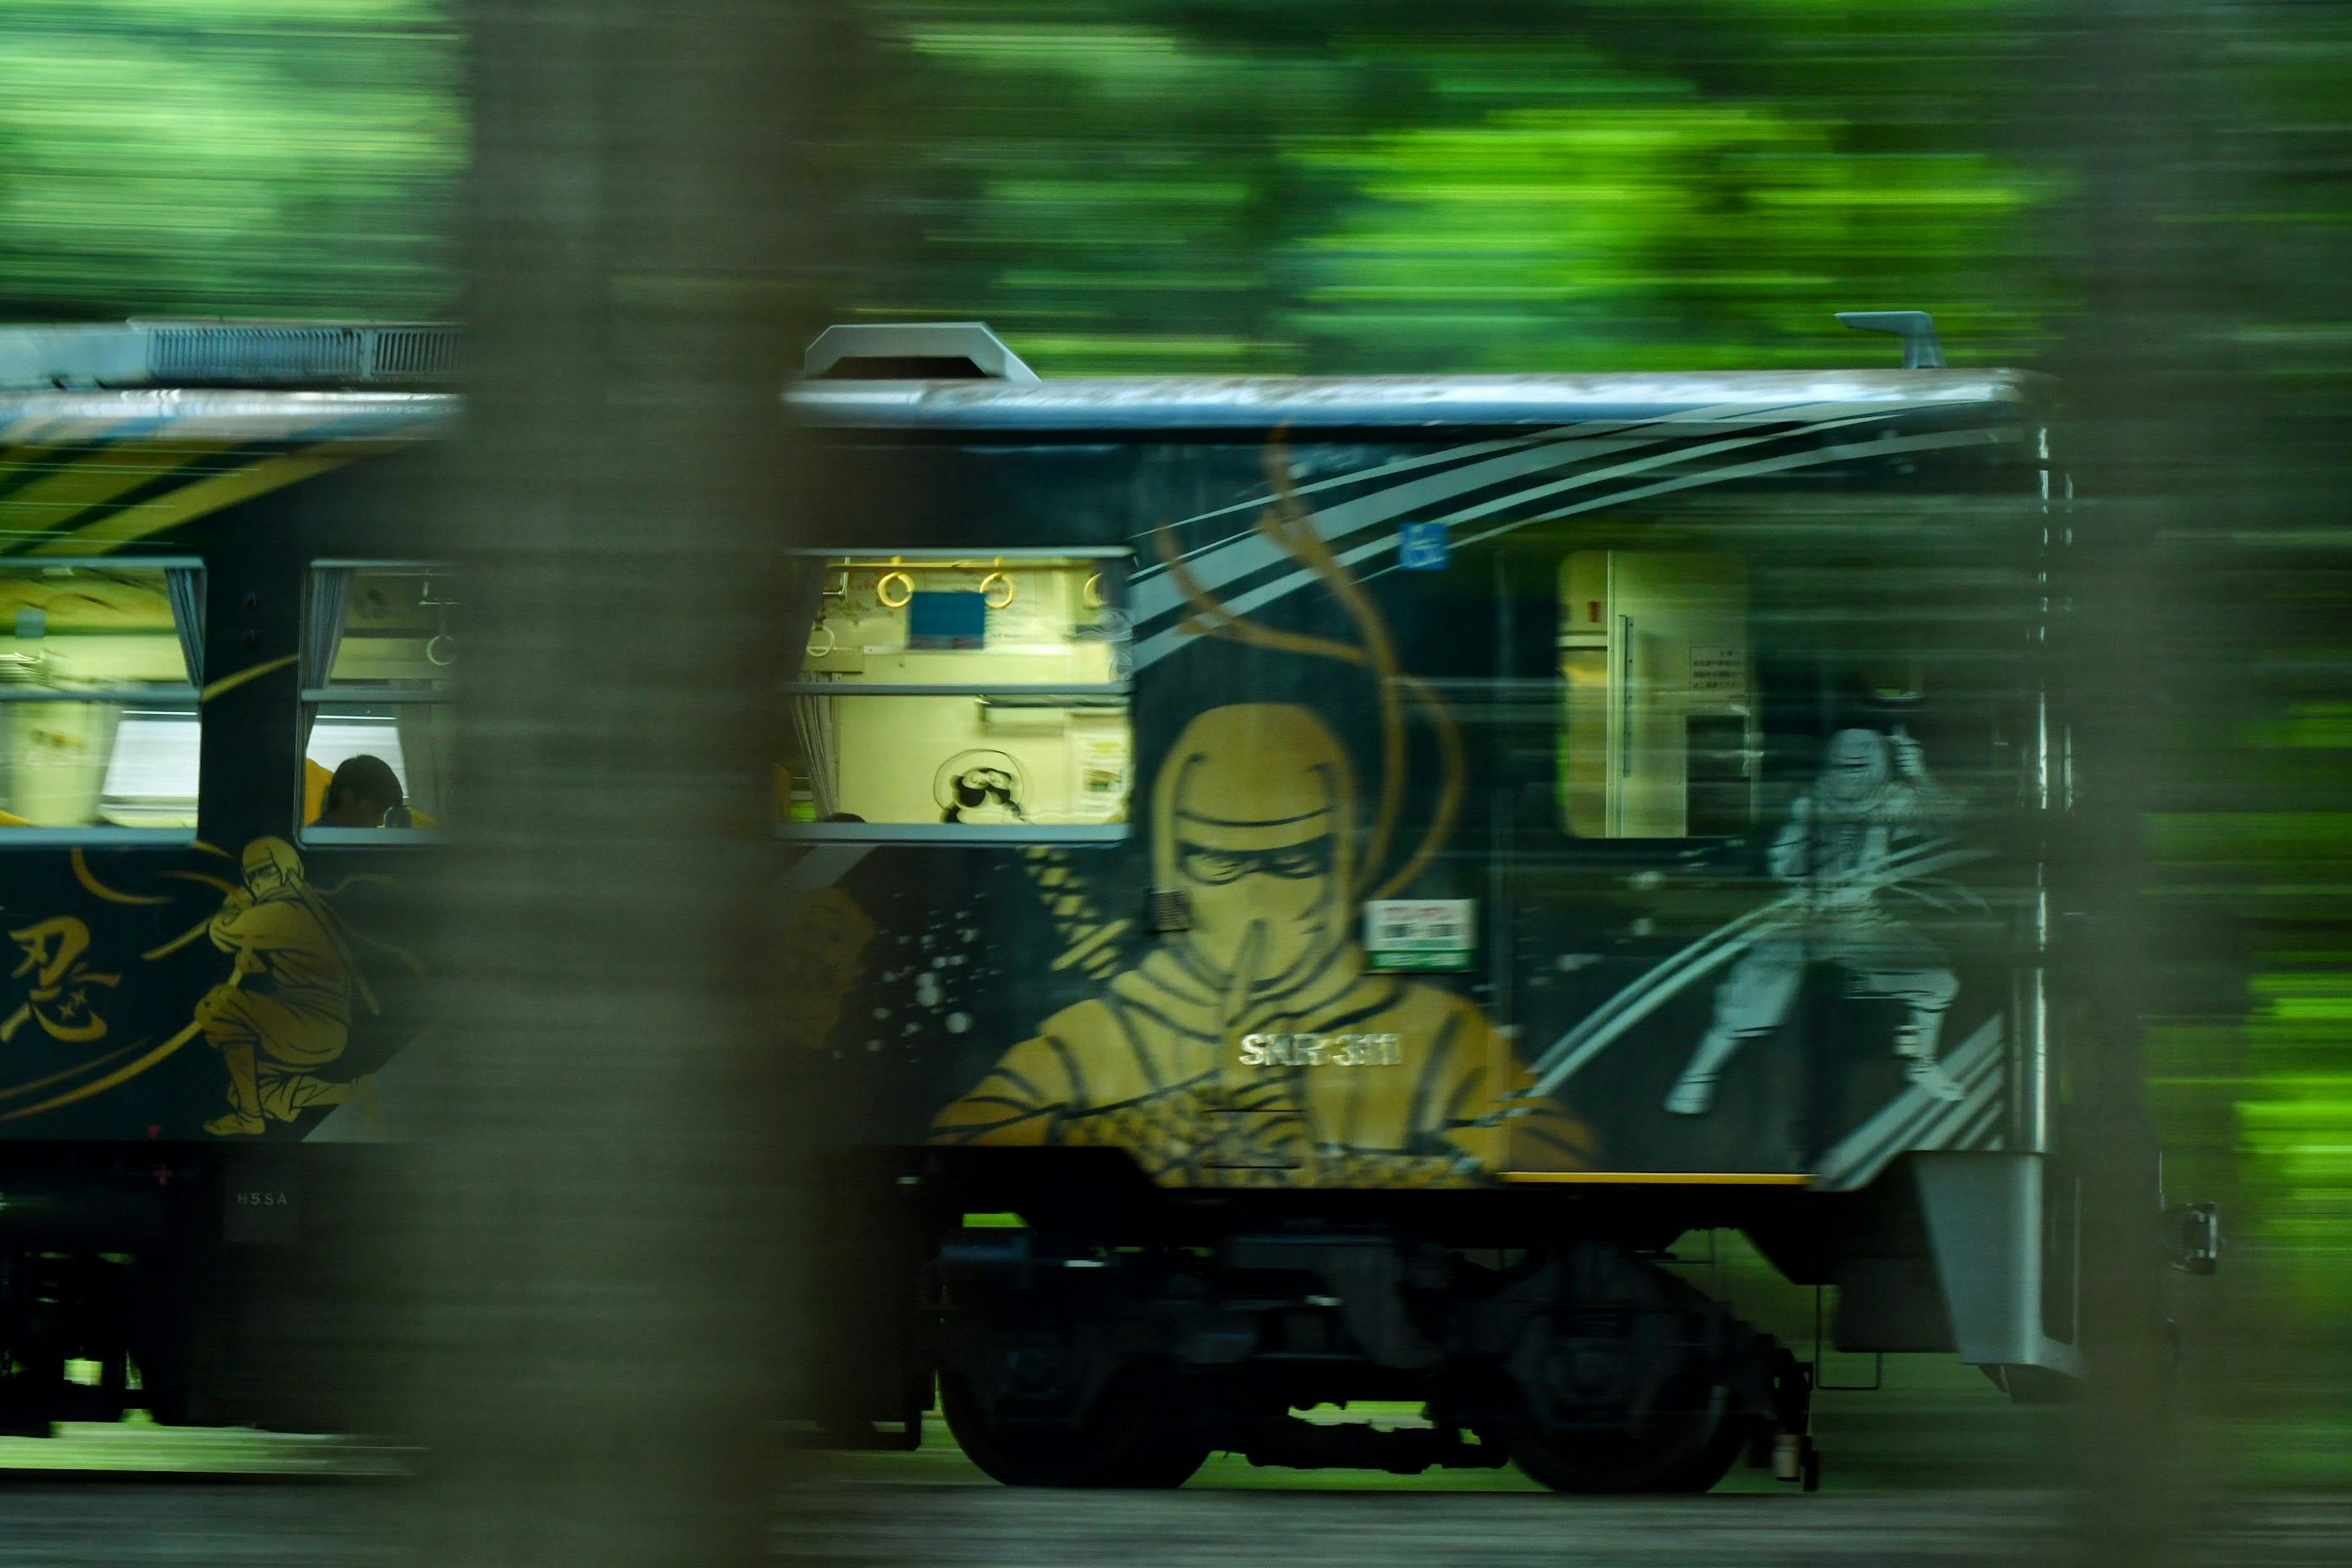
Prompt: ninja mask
<box><xmin>1151</xmin><ymin>703</ymin><xmax>1358</xmax><ymax>994</ymax></box>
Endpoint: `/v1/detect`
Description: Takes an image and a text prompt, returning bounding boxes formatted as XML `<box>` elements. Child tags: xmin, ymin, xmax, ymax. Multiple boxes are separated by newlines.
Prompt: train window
<box><xmin>0</xmin><ymin>559</ymin><xmax>203</xmax><ymax>840</ymax></box>
<box><xmin>782</xmin><ymin>552</ymin><xmax>1132</xmax><ymax>840</ymax></box>
<box><xmin>300</xmin><ymin>562</ymin><xmax>454</xmax><ymax>840</ymax></box>
<box><xmin>1558</xmin><ymin>550</ymin><xmax>1755</xmax><ymax>838</ymax></box>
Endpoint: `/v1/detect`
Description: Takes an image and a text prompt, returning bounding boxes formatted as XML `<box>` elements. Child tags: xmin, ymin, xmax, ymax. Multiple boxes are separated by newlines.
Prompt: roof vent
<box><xmin>1836</xmin><ymin>311</ymin><xmax>1945</xmax><ymax>369</ymax></box>
<box><xmin>0</xmin><ymin>320</ymin><xmax>459</xmax><ymax>390</ymax></box>
<box><xmin>803</xmin><ymin>322</ymin><xmax>1038</xmax><ymax>383</ymax></box>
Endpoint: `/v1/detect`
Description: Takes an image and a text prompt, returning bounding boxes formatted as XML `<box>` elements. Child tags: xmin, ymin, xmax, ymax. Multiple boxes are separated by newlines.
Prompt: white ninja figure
<box><xmin>1664</xmin><ymin>726</ymin><xmax>1965</xmax><ymax>1115</ymax></box>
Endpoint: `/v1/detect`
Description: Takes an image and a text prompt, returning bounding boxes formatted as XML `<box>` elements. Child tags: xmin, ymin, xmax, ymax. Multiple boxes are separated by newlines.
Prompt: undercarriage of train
<box><xmin>925</xmin><ymin>1223</ymin><xmax>1820</xmax><ymax>1493</ymax></box>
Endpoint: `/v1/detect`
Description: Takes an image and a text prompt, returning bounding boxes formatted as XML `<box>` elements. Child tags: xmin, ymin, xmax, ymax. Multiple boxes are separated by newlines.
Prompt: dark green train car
<box><xmin>0</xmin><ymin>322</ymin><xmax>454</xmax><ymax>1431</ymax></box>
<box><xmin>0</xmin><ymin>316</ymin><xmax>2103</xmax><ymax>1490</ymax></box>
<box><xmin>784</xmin><ymin>318</ymin><xmax>2092</xmax><ymax>1491</ymax></box>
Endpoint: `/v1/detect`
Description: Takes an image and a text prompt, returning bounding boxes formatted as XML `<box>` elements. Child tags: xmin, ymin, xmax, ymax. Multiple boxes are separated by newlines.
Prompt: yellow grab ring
<box><xmin>981</xmin><ymin>571</ymin><xmax>1017</xmax><ymax>609</ymax></box>
<box><xmin>1082</xmin><ymin>573</ymin><xmax>1106</xmax><ymax>609</ymax></box>
<box><xmin>876</xmin><ymin>570</ymin><xmax>914</xmax><ymax>609</ymax></box>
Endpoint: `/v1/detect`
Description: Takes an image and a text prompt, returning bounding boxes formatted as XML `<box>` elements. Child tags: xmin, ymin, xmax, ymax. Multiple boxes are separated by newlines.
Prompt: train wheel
<box><xmin>1507</xmin><ymin>1395</ymin><xmax>1747</xmax><ymax>1494</ymax></box>
<box><xmin>1100</xmin><ymin>1427</ymin><xmax>1212</xmax><ymax>1490</ymax></box>
<box><xmin>1639</xmin><ymin>1409</ymin><xmax>1751</xmax><ymax>1494</ymax></box>
<box><xmin>940</xmin><ymin>1362</ymin><xmax>1206</xmax><ymax>1489</ymax></box>
<box><xmin>1494</xmin><ymin>1244</ymin><xmax>1771</xmax><ymax>1495</ymax></box>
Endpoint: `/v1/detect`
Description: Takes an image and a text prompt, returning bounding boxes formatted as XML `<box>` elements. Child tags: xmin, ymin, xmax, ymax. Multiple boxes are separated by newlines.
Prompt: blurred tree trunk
<box><xmin>2051</xmin><ymin>2</ymin><xmax>2233</xmax><ymax>1564</ymax></box>
<box><xmin>414</xmin><ymin>2</ymin><xmax>801</xmax><ymax>1564</ymax></box>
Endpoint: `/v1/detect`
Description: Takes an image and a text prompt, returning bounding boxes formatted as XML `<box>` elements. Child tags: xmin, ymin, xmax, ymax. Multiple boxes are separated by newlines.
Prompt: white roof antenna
<box><xmin>1836</xmin><ymin>311</ymin><xmax>1946</xmax><ymax>369</ymax></box>
<box><xmin>803</xmin><ymin>322</ymin><xmax>1039</xmax><ymax>382</ymax></box>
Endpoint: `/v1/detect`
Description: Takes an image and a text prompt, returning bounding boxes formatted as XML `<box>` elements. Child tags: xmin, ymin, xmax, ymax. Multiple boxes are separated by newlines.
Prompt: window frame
<box><xmin>298</xmin><ymin>557</ymin><xmax>453</xmax><ymax>847</ymax></box>
<box><xmin>0</xmin><ymin>554</ymin><xmax>205</xmax><ymax>846</ymax></box>
<box><xmin>779</xmin><ymin>545</ymin><xmax>1135</xmax><ymax>845</ymax></box>
<box><xmin>1551</xmin><ymin>545</ymin><xmax>1760</xmax><ymax>844</ymax></box>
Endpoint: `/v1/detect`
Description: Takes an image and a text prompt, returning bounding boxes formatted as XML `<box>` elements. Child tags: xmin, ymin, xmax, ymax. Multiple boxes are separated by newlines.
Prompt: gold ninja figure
<box><xmin>197</xmin><ymin>838</ymin><xmax>371</xmax><ymax>1136</ymax></box>
<box><xmin>932</xmin><ymin>703</ymin><xmax>1594</xmax><ymax>1186</ymax></box>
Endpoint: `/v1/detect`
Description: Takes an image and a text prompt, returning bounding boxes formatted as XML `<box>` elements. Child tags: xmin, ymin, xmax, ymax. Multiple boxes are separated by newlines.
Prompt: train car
<box><xmin>0</xmin><ymin>314</ymin><xmax>2124</xmax><ymax>1491</ymax></box>
<box><xmin>785</xmin><ymin>315</ymin><xmax>2100</xmax><ymax>1492</ymax></box>
<box><xmin>0</xmin><ymin>320</ymin><xmax>453</xmax><ymax>1433</ymax></box>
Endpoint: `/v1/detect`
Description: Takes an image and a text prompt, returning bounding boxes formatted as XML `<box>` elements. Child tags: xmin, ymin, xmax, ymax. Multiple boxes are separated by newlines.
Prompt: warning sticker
<box><xmin>1363</xmin><ymin>899</ymin><xmax>1476</xmax><ymax>973</ymax></box>
<box><xmin>1689</xmin><ymin>646</ymin><xmax>1745</xmax><ymax>696</ymax></box>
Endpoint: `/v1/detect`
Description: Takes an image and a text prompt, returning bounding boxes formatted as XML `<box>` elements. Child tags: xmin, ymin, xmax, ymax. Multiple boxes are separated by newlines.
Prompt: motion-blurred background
<box><xmin>1</xmin><ymin>0</ymin><xmax>2346</xmax><ymax>1551</ymax></box>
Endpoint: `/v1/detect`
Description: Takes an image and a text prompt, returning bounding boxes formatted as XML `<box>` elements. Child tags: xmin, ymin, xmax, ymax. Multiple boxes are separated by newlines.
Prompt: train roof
<box><xmin>0</xmin><ymin>369</ymin><xmax>2041</xmax><ymax>446</ymax></box>
<box><xmin>0</xmin><ymin>387</ymin><xmax>454</xmax><ymax>445</ymax></box>
<box><xmin>784</xmin><ymin>368</ymin><xmax>2044</xmax><ymax>434</ymax></box>
<box><xmin>786</xmin><ymin>311</ymin><xmax>2044</xmax><ymax>432</ymax></box>
<box><xmin>0</xmin><ymin>317</ymin><xmax>461</xmax><ymax>551</ymax></box>
<box><xmin>0</xmin><ymin>364</ymin><xmax>2037</xmax><ymax>557</ymax></box>
<box><xmin>0</xmin><ymin>315</ymin><xmax>2046</xmax><ymax>445</ymax></box>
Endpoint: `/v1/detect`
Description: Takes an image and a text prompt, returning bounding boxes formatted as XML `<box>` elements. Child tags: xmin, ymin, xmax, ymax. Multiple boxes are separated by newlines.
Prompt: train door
<box><xmin>1483</xmin><ymin>500</ymin><xmax>2040</xmax><ymax>1181</ymax></box>
<box><xmin>1558</xmin><ymin>550</ymin><xmax>1757</xmax><ymax>842</ymax></box>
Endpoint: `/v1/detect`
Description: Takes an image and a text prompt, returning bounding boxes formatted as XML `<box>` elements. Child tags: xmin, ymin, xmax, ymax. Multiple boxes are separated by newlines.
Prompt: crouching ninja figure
<box><xmin>1665</xmin><ymin>727</ymin><xmax>1965</xmax><ymax>1116</ymax></box>
<box><xmin>198</xmin><ymin>837</ymin><xmax>372</xmax><ymax>1136</ymax></box>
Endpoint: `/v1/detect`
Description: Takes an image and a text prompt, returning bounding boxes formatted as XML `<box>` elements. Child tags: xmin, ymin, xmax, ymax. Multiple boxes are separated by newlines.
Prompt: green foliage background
<box><xmin>4</xmin><ymin>0</ymin><xmax>2349</xmax><ymax>1461</ymax></box>
<box><xmin>0</xmin><ymin>1</ymin><xmax>459</xmax><ymax>320</ymax></box>
<box><xmin>849</xmin><ymin>1</ymin><xmax>2062</xmax><ymax>372</ymax></box>
<box><xmin>0</xmin><ymin>0</ymin><xmax>2064</xmax><ymax>367</ymax></box>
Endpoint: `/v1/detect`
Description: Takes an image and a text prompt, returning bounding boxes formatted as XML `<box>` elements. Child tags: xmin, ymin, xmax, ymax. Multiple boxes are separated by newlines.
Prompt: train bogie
<box><xmin>921</xmin><ymin>1207</ymin><xmax>1808</xmax><ymax>1493</ymax></box>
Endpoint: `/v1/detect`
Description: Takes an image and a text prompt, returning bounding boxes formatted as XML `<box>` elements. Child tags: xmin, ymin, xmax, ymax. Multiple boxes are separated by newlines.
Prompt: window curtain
<box><xmin>783</xmin><ymin>560</ymin><xmax>836</xmax><ymax>816</ymax></box>
<box><xmin>164</xmin><ymin>567</ymin><xmax>205</xmax><ymax>688</ymax></box>
<box><xmin>791</xmin><ymin>695</ymin><xmax>838</xmax><ymax>820</ymax></box>
<box><xmin>303</xmin><ymin>568</ymin><xmax>353</xmax><ymax>691</ymax></box>
<box><xmin>394</xmin><ymin>702</ymin><xmax>456</xmax><ymax>824</ymax></box>
<box><xmin>300</xmin><ymin>567</ymin><xmax>353</xmax><ymax>753</ymax></box>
